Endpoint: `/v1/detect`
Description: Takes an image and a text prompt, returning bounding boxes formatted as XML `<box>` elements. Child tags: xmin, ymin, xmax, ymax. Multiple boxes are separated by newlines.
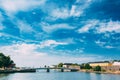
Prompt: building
<box><xmin>112</xmin><ymin>62</ymin><xmax>120</xmax><ymax>66</ymax></box>
<box><xmin>89</xmin><ymin>61</ymin><xmax>120</xmax><ymax>71</ymax></box>
<box><xmin>63</xmin><ymin>63</ymin><xmax>73</xmax><ymax>68</ymax></box>
<box><xmin>102</xmin><ymin>66</ymin><xmax>120</xmax><ymax>71</ymax></box>
<box><xmin>63</xmin><ymin>63</ymin><xmax>80</xmax><ymax>70</ymax></box>
<box><xmin>68</xmin><ymin>65</ymin><xmax>80</xmax><ymax>70</ymax></box>
<box><xmin>89</xmin><ymin>61</ymin><xmax>112</xmax><ymax>67</ymax></box>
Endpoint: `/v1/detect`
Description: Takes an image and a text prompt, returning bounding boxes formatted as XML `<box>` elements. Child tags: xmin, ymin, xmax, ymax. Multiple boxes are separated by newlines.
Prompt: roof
<box><xmin>88</xmin><ymin>61</ymin><xmax>110</xmax><ymax>64</ymax></box>
<box><xmin>63</xmin><ymin>63</ymin><xmax>73</xmax><ymax>65</ymax></box>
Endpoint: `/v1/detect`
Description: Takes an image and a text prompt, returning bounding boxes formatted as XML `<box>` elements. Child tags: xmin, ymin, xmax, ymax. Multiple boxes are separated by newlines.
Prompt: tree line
<box><xmin>0</xmin><ymin>53</ymin><xmax>14</xmax><ymax>69</ymax></box>
<box><xmin>80</xmin><ymin>63</ymin><xmax>101</xmax><ymax>71</ymax></box>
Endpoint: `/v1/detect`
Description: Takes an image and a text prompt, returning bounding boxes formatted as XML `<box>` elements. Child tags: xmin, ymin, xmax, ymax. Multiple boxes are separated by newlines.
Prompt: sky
<box><xmin>0</xmin><ymin>0</ymin><xmax>120</xmax><ymax>67</ymax></box>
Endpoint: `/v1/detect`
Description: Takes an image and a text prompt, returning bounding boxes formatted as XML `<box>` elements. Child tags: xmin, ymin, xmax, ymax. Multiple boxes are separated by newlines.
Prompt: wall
<box><xmin>89</xmin><ymin>63</ymin><xmax>112</xmax><ymax>67</ymax></box>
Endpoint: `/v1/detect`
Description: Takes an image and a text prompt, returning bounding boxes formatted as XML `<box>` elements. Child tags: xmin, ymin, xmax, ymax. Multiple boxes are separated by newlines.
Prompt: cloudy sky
<box><xmin>0</xmin><ymin>0</ymin><xmax>120</xmax><ymax>67</ymax></box>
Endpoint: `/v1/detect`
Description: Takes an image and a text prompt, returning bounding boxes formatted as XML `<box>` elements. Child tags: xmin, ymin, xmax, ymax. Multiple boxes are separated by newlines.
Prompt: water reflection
<box><xmin>0</xmin><ymin>72</ymin><xmax>120</xmax><ymax>80</ymax></box>
<box><xmin>0</xmin><ymin>74</ymin><xmax>10</xmax><ymax>80</ymax></box>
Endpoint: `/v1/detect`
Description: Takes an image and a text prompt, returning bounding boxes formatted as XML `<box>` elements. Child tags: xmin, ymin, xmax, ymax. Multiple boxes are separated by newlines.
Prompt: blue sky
<box><xmin>0</xmin><ymin>0</ymin><xmax>120</xmax><ymax>67</ymax></box>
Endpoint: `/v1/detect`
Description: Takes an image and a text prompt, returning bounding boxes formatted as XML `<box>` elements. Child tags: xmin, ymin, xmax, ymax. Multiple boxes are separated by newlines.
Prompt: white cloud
<box><xmin>0</xmin><ymin>43</ymin><xmax>103</xmax><ymax>67</ymax></box>
<box><xmin>78</xmin><ymin>20</ymin><xmax>98</xmax><ymax>33</ymax></box>
<box><xmin>0</xmin><ymin>42</ymin><xmax>104</xmax><ymax>67</ymax></box>
<box><xmin>95</xmin><ymin>40</ymin><xmax>115</xmax><ymax>49</ymax></box>
<box><xmin>51</xmin><ymin>8</ymin><xmax>70</xmax><ymax>19</ymax></box>
<box><xmin>95</xmin><ymin>40</ymin><xmax>106</xmax><ymax>47</ymax></box>
<box><xmin>70</xmin><ymin>5</ymin><xmax>82</xmax><ymax>17</ymax></box>
<box><xmin>79</xmin><ymin>39</ymin><xmax>85</xmax><ymax>42</ymax></box>
<box><xmin>0</xmin><ymin>32</ymin><xmax>26</xmax><ymax>42</ymax></box>
<box><xmin>51</xmin><ymin>6</ymin><xmax>83</xmax><ymax>19</ymax></box>
<box><xmin>0</xmin><ymin>43</ymin><xmax>45</xmax><ymax>56</ymax></box>
<box><xmin>60</xmin><ymin>38</ymin><xmax>75</xmax><ymax>44</ymax></box>
<box><xmin>105</xmin><ymin>45</ymin><xmax>114</xmax><ymax>49</ymax></box>
<box><xmin>70</xmin><ymin>0</ymin><xmax>93</xmax><ymax>17</ymax></box>
<box><xmin>76</xmin><ymin>0</ymin><xmax>92</xmax><ymax>3</ymax></box>
<box><xmin>78</xmin><ymin>24</ymin><xmax>92</xmax><ymax>33</ymax></box>
<box><xmin>0</xmin><ymin>25</ymin><xmax>4</xmax><ymax>30</ymax></box>
<box><xmin>0</xmin><ymin>0</ymin><xmax>46</xmax><ymax>13</ymax></box>
<box><xmin>0</xmin><ymin>12</ymin><xmax>4</xmax><ymax>30</ymax></box>
<box><xmin>0</xmin><ymin>33</ymin><xmax>3</xmax><ymax>37</ymax></box>
<box><xmin>17</xmin><ymin>21</ymin><xmax>35</xmax><ymax>33</ymax></box>
<box><xmin>78</xmin><ymin>20</ymin><xmax>120</xmax><ymax>33</ymax></box>
<box><xmin>40</xmin><ymin>40</ymin><xmax>68</xmax><ymax>48</ymax></box>
<box><xmin>97</xmin><ymin>21</ymin><xmax>120</xmax><ymax>33</ymax></box>
<box><xmin>49</xmin><ymin>0</ymin><xmax>92</xmax><ymax>20</ymax></box>
<box><xmin>0</xmin><ymin>43</ymin><xmax>47</xmax><ymax>67</ymax></box>
<box><xmin>41</xmin><ymin>22</ymin><xmax>75</xmax><ymax>33</ymax></box>
<box><xmin>0</xmin><ymin>12</ymin><xmax>4</xmax><ymax>21</ymax></box>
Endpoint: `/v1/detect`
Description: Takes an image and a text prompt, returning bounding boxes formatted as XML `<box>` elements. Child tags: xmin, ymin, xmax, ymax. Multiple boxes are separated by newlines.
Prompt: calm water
<box><xmin>0</xmin><ymin>70</ymin><xmax>120</xmax><ymax>80</ymax></box>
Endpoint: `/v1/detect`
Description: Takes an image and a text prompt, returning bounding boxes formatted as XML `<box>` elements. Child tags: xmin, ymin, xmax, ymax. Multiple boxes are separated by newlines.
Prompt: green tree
<box><xmin>80</xmin><ymin>64</ymin><xmax>85</xmax><ymax>69</ymax></box>
<box><xmin>58</xmin><ymin>63</ymin><xmax>63</xmax><ymax>67</ymax></box>
<box><xmin>72</xmin><ymin>63</ymin><xmax>79</xmax><ymax>66</ymax></box>
<box><xmin>84</xmin><ymin>63</ymin><xmax>92</xmax><ymax>69</ymax></box>
<box><xmin>94</xmin><ymin>65</ymin><xmax>101</xmax><ymax>71</ymax></box>
<box><xmin>3</xmin><ymin>56</ymin><xmax>14</xmax><ymax>68</ymax></box>
<box><xmin>0</xmin><ymin>53</ymin><xmax>5</xmax><ymax>68</ymax></box>
<box><xmin>0</xmin><ymin>53</ymin><xmax>14</xmax><ymax>69</ymax></box>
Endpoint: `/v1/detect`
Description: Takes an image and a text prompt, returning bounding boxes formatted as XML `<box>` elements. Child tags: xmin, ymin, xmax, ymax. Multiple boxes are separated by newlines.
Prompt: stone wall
<box><xmin>101</xmin><ymin>66</ymin><xmax>120</xmax><ymax>71</ymax></box>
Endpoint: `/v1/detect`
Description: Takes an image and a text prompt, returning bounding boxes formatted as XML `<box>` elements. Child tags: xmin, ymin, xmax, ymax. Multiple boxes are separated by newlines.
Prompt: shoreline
<box><xmin>79</xmin><ymin>70</ymin><xmax>120</xmax><ymax>75</ymax></box>
<box><xmin>1</xmin><ymin>69</ymin><xmax>120</xmax><ymax>75</ymax></box>
<box><xmin>0</xmin><ymin>69</ymin><xmax>36</xmax><ymax>73</ymax></box>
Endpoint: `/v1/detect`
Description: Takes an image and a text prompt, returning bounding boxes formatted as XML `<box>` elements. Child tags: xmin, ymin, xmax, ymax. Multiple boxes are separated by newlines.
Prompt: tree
<box><xmin>94</xmin><ymin>65</ymin><xmax>101</xmax><ymax>71</ymax></box>
<box><xmin>58</xmin><ymin>63</ymin><xmax>63</xmax><ymax>67</ymax></box>
<box><xmin>72</xmin><ymin>63</ymin><xmax>79</xmax><ymax>66</ymax></box>
<box><xmin>0</xmin><ymin>53</ymin><xmax>14</xmax><ymax>69</ymax></box>
<box><xmin>80</xmin><ymin>64</ymin><xmax>85</xmax><ymax>69</ymax></box>
<box><xmin>0</xmin><ymin>53</ymin><xmax>5</xmax><ymax>68</ymax></box>
<box><xmin>84</xmin><ymin>63</ymin><xmax>92</xmax><ymax>69</ymax></box>
<box><xmin>3</xmin><ymin>56</ymin><xmax>14</xmax><ymax>68</ymax></box>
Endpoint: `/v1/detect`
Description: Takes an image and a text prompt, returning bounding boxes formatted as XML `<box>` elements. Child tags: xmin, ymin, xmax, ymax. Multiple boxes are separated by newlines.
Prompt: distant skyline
<box><xmin>0</xmin><ymin>0</ymin><xmax>120</xmax><ymax>67</ymax></box>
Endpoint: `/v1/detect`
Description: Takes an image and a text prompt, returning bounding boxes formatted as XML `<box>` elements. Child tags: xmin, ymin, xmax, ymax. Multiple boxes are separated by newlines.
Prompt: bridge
<box><xmin>35</xmin><ymin>67</ymin><xmax>79</xmax><ymax>72</ymax></box>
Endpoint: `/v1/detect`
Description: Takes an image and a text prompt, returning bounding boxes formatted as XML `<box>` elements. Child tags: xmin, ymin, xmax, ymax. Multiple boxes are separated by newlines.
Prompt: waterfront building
<box><xmin>63</xmin><ymin>63</ymin><xmax>80</xmax><ymax>70</ymax></box>
<box><xmin>112</xmin><ymin>62</ymin><xmax>120</xmax><ymax>66</ymax></box>
<box><xmin>89</xmin><ymin>61</ymin><xmax>120</xmax><ymax>71</ymax></box>
<box><xmin>63</xmin><ymin>63</ymin><xmax>73</xmax><ymax>68</ymax></box>
<box><xmin>102</xmin><ymin>66</ymin><xmax>120</xmax><ymax>71</ymax></box>
<box><xmin>68</xmin><ymin>65</ymin><xmax>80</xmax><ymax>70</ymax></box>
<box><xmin>89</xmin><ymin>61</ymin><xmax>112</xmax><ymax>67</ymax></box>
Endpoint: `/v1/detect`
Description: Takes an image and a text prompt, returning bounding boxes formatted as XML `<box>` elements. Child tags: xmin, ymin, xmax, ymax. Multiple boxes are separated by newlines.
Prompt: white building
<box><xmin>63</xmin><ymin>63</ymin><xmax>73</xmax><ymax>68</ymax></box>
<box><xmin>112</xmin><ymin>62</ymin><xmax>120</xmax><ymax>66</ymax></box>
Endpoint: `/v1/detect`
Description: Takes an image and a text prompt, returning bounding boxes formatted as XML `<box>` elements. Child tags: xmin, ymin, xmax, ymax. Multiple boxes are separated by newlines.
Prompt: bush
<box><xmin>84</xmin><ymin>64</ymin><xmax>92</xmax><ymax>69</ymax></box>
<box><xmin>58</xmin><ymin>63</ymin><xmax>63</xmax><ymax>67</ymax></box>
<box><xmin>94</xmin><ymin>65</ymin><xmax>101</xmax><ymax>71</ymax></box>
